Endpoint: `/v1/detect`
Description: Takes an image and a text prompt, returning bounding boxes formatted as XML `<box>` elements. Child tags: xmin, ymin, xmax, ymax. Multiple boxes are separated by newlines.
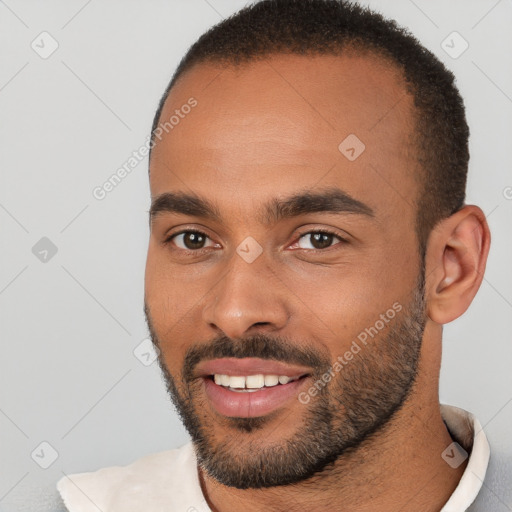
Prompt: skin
<box><xmin>145</xmin><ymin>54</ymin><xmax>490</xmax><ymax>511</ymax></box>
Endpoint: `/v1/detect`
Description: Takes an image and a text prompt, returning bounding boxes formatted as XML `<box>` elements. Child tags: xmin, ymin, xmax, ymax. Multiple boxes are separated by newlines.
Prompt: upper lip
<box><xmin>195</xmin><ymin>357</ymin><xmax>312</xmax><ymax>378</ymax></box>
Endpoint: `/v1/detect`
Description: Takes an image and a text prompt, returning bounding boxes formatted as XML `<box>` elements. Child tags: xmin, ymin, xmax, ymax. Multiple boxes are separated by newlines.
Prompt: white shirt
<box><xmin>57</xmin><ymin>404</ymin><xmax>490</xmax><ymax>512</ymax></box>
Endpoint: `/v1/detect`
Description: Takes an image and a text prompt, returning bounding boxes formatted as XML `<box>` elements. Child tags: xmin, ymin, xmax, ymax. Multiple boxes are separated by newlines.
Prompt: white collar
<box><xmin>440</xmin><ymin>404</ymin><xmax>490</xmax><ymax>511</ymax></box>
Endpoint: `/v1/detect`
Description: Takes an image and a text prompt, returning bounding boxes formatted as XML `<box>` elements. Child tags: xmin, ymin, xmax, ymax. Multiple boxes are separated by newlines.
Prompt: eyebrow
<box><xmin>149</xmin><ymin>187</ymin><xmax>374</xmax><ymax>226</ymax></box>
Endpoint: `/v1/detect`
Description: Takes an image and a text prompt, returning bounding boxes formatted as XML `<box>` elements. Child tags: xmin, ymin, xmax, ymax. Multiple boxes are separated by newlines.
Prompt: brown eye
<box><xmin>170</xmin><ymin>231</ymin><xmax>214</xmax><ymax>251</ymax></box>
<box><xmin>183</xmin><ymin>232</ymin><xmax>206</xmax><ymax>249</ymax></box>
<box><xmin>297</xmin><ymin>231</ymin><xmax>343</xmax><ymax>250</ymax></box>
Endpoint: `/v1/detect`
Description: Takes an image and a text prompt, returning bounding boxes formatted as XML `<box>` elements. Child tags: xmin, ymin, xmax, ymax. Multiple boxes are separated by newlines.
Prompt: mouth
<box><xmin>211</xmin><ymin>373</ymin><xmax>304</xmax><ymax>391</ymax></box>
<box><xmin>196</xmin><ymin>358</ymin><xmax>312</xmax><ymax>418</ymax></box>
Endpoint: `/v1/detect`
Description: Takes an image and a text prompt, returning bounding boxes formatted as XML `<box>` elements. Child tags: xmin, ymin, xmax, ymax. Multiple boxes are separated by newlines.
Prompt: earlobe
<box><xmin>426</xmin><ymin>206</ymin><xmax>491</xmax><ymax>324</ymax></box>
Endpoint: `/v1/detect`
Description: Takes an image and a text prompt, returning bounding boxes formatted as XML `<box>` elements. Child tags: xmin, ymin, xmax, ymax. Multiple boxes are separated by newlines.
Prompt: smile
<box><xmin>212</xmin><ymin>373</ymin><xmax>302</xmax><ymax>391</ymax></box>
<box><xmin>195</xmin><ymin>358</ymin><xmax>312</xmax><ymax>418</ymax></box>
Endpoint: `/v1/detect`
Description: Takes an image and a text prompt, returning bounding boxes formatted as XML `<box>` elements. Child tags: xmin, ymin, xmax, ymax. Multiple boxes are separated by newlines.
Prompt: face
<box><xmin>145</xmin><ymin>54</ymin><xmax>426</xmax><ymax>488</ymax></box>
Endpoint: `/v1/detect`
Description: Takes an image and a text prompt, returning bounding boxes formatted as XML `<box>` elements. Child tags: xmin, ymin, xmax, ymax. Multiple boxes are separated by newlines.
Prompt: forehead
<box><xmin>149</xmin><ymin>53</ymin><xmax>418</xmax><ymax>224</ymax></box>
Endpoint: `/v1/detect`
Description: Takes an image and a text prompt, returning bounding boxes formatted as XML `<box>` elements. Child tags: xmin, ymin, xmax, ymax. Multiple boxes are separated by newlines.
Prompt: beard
<box><xmin>145</xmin><ymin>266</ymin><xmax>426</xmax><ymax>490</ymax></box>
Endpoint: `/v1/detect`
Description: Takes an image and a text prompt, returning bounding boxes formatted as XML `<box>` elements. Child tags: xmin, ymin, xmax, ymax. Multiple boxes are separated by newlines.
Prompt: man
<box><xmin>57</xmin><ymin>0</ymin><xmax>492</xmax><ymax>510</ymax></box>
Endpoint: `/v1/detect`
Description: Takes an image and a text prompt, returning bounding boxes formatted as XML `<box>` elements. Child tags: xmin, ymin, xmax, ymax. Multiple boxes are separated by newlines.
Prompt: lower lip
<box><xmin>203</xmin><ymin>377</ymin><xmax>308</xmax><ymax>418</ymax></box>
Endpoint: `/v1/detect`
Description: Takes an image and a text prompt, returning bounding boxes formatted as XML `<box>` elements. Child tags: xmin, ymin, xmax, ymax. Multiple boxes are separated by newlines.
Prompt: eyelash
<box><xmin>163</xmin><ymin>228</ymin><xmax>347</xmax><ymax>254</ymax></box>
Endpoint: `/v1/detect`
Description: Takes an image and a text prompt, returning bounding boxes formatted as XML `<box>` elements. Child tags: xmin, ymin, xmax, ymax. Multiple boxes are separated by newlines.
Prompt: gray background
<box><xmin>0</xmin><ymin>0</ymin><xmax>511</xmax><ymax>510</ymax></box>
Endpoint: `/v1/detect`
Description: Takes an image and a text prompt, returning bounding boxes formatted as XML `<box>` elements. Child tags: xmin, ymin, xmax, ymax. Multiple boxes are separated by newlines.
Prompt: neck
<box><xmin>198</xmin><ymin>331</ymin><xmax>466</xmax><ymax>511</ymax></box>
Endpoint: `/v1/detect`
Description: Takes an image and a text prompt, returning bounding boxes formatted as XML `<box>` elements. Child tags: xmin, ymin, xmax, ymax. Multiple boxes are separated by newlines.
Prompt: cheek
<box><xmin>145</xmin><ymin>246</ymin><xmax>185</xmax><ymax>356</ymax></box>
<box><xmin>282</xmin><ymin>257</ymin><xmax>411</xmax><ymax>351</ymax></box>
<box><xmin>304</xmin><ymin>278</ymin><xmax>384</xmax><ymax>347</ymax></box>
<box><xmin>145</xmin><ymin>243</ymin><xmax>187</xmax><ymax>319</ymax></box>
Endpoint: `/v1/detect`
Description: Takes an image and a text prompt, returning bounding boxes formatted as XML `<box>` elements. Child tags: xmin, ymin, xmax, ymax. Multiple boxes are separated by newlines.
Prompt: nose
<box><xmin>202</xmin><ymin>251</ymin><xmax>289</xmax><ymax>339</ymax></box>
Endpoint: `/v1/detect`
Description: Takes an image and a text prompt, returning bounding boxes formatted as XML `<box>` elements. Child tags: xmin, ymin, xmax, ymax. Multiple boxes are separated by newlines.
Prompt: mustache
<box><xmin>144</xmin><ymin>302</ymin><xmax>330</xmax><ymax>381</ymax></box>
<box><xmin>183</xmin><ymin>333</ymin><xmax>329</xmax><ymax>380</ymax></box>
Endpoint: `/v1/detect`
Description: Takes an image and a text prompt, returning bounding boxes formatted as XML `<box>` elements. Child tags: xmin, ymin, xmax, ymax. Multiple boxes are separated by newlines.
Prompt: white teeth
<box><xmin>264</xmin><ymin>375</ymin><xmax>279</xmax><ymax>387</ymax></box>
<box><xmin>246</xmin><ymin>374</ymin><xmax>265</xmax><ymax>389</ymax></box>
<box><xmin>229</xmin><ymin>376</ymin><xmax>246</xmax><ymax>389</ymax></box>
<box><xmin>212</xmin><ymin>374</ymin><xmax>301</xmax><ymax>390</ymax></box>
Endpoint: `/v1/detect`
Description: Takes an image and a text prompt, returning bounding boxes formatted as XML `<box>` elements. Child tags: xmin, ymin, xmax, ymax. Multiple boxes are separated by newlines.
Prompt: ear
<box><xmin>425</xmin><ymin>205</ymin><xmax>491</xmax><ymax>324</ymax></box>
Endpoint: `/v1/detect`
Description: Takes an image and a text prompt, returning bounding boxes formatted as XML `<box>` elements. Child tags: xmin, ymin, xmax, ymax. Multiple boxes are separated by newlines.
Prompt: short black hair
<box><xmin>150</xmin><ymin>0</ymin><xmax>469</xmax><ymax>256</ymax></box>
